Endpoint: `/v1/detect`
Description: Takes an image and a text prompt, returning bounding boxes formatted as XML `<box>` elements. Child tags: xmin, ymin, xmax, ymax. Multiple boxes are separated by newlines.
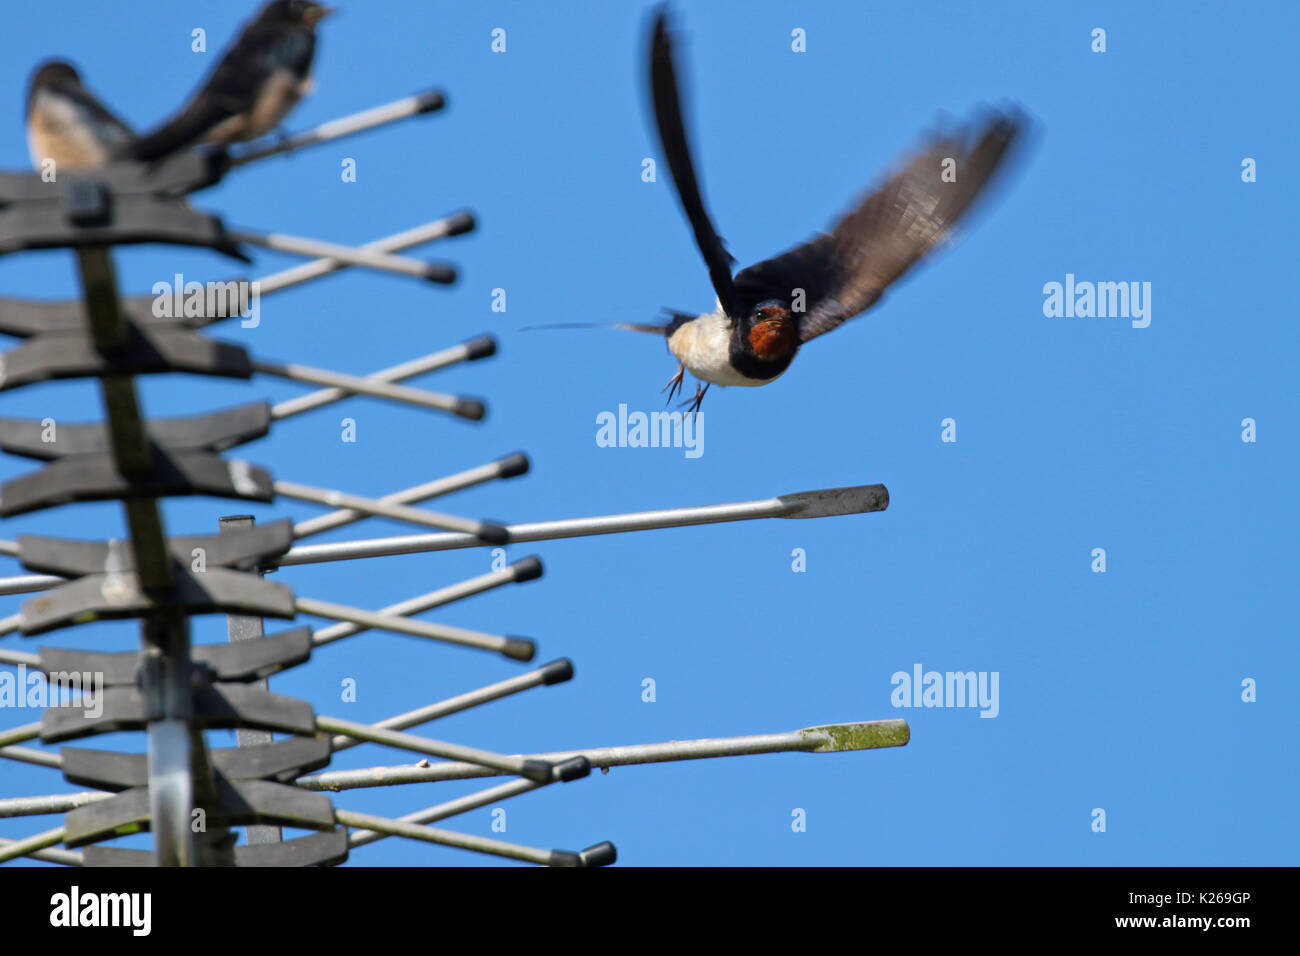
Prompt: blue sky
<box><xmin>1</xmin><ymin>0</ymin><xmax>1296</xmax><ymax>866</ymax></box>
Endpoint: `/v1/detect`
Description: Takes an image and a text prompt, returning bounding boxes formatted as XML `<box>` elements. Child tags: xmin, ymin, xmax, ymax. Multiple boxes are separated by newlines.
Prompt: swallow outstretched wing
<box><xmin>650</xmin><ymin>10</ymin><xmax>741</xmax><ymax>320</ymax></box>
<box><xmin>734</xmin><ymin>109</ymin><xmax>1025</xmax><ymax>343</ymax></box>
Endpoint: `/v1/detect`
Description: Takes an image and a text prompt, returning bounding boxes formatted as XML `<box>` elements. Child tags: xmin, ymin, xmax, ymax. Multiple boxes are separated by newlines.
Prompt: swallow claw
<box><xmin>663</xmin><ymin>365</ymin><xmax>686</xmax><ymax>405</ymax></box>
<box><xmin>678</xmin><ymin>382</ymin><xmax>709</xmax><ymax>416</ymax></box>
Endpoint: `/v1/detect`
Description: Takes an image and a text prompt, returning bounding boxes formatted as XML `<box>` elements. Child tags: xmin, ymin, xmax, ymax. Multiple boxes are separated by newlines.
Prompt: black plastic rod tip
<box><xmin>424</xmin><ymin>263</ymin><xmax>457</xmax><ymax>284</ymax></box>
<box><xmin>579</xmin><ymin>842</ymin><xmax>617</xmax><ymax>867</ymax></box>
<box><xmin>502</xmin><ymin>637</ymin><xmax>536</xmax><ymax>662</ymax></box>
<box><xmin>521</xmin><ymin>760</ymin><xmax>552</xmax><ymax>784</ymax></box>
<box><xmin>540</xmin><ymin>658</ymin><xmax>574</xmax><ymax>685</ymax></box>
<box><xmin>496</xmin><ymin>451</ymin><xmax>529</xmax><ymax>477</ymax></box>
<box><xmin>554</xmin><ymin>756</ymin><xmax>591</xmax><ymax>782</ymax></box>
<box><xmin>454</xmin><ymin>399</ymin><xmax>487</xmax><ymax>421</ymax></box>
<box><xmin>446</xmin><ymin>210</ymin><xmax>476</xmax><ymax>236</ymax></box>
<box><xmin>463</xmin><ymin>334</ymin><xmax>496</xmax><ymax>360</ymax></box>
<box><xmin>511</xmin><ymin>555</ymin><xmax>543</xmax><ymax>582</ymax></box>
<box><xmin>416</xmin><ymin>90</ymin><xmax>447</xmax><ymax>113</ymax></box>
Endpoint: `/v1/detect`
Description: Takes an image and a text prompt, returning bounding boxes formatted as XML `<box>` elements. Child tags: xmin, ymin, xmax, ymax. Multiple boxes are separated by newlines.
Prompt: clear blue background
<box><xmin>1</xmin><ymin>0</ymin><xmax>1295</xmax><ymax>866</ymax></box>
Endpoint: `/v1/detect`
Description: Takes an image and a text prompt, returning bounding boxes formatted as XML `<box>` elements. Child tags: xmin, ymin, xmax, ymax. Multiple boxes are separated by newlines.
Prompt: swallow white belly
<box><xmin>29</xmin><ymin>92</ymin><xmax>115</xmax><ymax>168</ymax></box>
<box><xmin>666</xmin><ymin>310</ymin><xmax>784</xmax><ymax>387</ymax></box>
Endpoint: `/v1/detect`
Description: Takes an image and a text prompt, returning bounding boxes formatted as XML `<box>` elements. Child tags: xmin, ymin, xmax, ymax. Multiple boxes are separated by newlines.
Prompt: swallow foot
<box><xmin>678</xmin><ymin>382</ymin><xmax>709</xmax><ymax>416</ymax></box>
<box><xmin>662</xmin><ymin>365</ymin><xmax>686</xmax><ymax>405</ymax></box>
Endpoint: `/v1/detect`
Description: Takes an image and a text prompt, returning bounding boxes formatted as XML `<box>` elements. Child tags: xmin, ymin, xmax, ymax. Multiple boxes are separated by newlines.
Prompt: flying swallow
<box><xmin>612</xmin><ymin>11</ymin><xmax>1026</xmax><ymax>413</ymax></box>
<box><xmin>121</xmin><ymin>0</ymin><xmax>334</xmax><ymax>162</ymax></box>
<box><xmin>25</xmin><ymin>60</ymin><xmax>135</xmax><ymax>170</ymax></box>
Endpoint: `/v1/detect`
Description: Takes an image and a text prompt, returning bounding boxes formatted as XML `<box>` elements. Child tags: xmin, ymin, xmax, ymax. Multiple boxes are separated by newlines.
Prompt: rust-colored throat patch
<box><xmin>746</xmin><ymin>313</ymin><xmax>797</xmax><ymax>361</ymax></box>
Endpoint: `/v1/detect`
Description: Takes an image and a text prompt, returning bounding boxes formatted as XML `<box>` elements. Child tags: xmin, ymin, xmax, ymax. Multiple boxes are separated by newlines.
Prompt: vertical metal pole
<box><xmin>139</xmin><ymin>613</ymin><xmax>195</xmax><ymax>866</ymax></box>
<box><xmin>220</xmin><ymin>514</ymin><xmax>282</xmax><ymax>845</ymax></box>
<box><xmin>76</xmin><ymin>246</ymin><xmax>192</xmax><ymax>866</ymax></box>
<box><xmin>74</xmin><ymin>244</ymin><xmax>236</xmax><ymax>865</ymax></box>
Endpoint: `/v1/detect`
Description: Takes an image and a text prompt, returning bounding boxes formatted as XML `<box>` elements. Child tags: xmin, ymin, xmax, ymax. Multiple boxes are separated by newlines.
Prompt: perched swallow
<box><xmin>619</xmin><ymin>12</ymin><xmax>1025</xmax><ymax>412</ymax></box>
<box><xmin>25</xmin><ymin>60</ymin><xmax>135</xmax><ymax>169</ymax></box>
<box><xmin>121</xmin><ymin>0</ymin><xmax>334</xmax><ymax>162</ymax></box>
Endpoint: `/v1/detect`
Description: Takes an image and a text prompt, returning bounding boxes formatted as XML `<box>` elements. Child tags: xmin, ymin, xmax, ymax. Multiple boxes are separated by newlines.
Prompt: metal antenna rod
<box><xmin>298</xmin><ymin>596</ymin><xmax>533</xmax><ymax>660</ymax></box>
<box><xmin>270</xmin><ymin>337</ymin><xmax>494</xmax><ymax>422</ymax></box>
<box><xmin>0</xmin><ymin>722</ymin><xmax>41</xmax><ymax>750</ymax></box>
<box><xmin>0</xmin><ymin>484</ymin><xmax>884</xmax><ymax>596</ymax></box>
<box><xmin>1</xmin><ymin>453</ymin><xmax>516</xmax><ymax>598</ymax></box>
<box><xmin>0</xmin><ymin>577</ymin><xmax>62</xmax><ymax>598</ymax></box>
<box><xmin>299</xmin><ymin>720</ymin><xmax>912</xmax><ymax>788</ymax></box>
<box><xmin>0</xmin><ymin>791</ymin><xmax>110</xmax><ymax>819</ymax></box>
<box><xmin>347</xmin><ymin>772</ymin><xmax>579</xmax><ymax>850</ymax></box>
<box><xmin>277</xmin><ymin>484</ymin><xmax>890</xmax><ymax>567</ymax></box>
<box><xmin>292</xmin><ymin>452</ymin><xmax>524</xmax><ymax>538</ymax></box>
<box><xmin>312</xmin><ymin>557</ymin><xmax>542</xmax><ymax>649</ymax></box>
<box><xmin>0</xmin><ymin>747</ymin><xmax>60</xmax><ymax>769</ymax></box>
<box><xmin>229</xmin><ymin>229</ymin><xmax>455</xmax><ymax>283</ymax></box>
<box><xmin>333</xmin><ymin>809</ymin><xmax>587</xmax><ymax>867</ymax></box>
<box><xmin>329</xmin><ymin>657</ymin><xmax>570</xmax><ymax>753</ymax></box>
<box><xmin>255</xmin><ymin>358</ymin><xmax>483</xmax><ymax>418</ymax></box>
<box><xmin>0</xmin><ymin>837</ymin><xmax>81</xmax><ymax>866</ymax></box>
<box><xmin>314</xmin><ymin>715</ymin><xmax>552</xmax><ymax>782</ymax></box>
<box><xmin>0</xmin><ymin>648</ymin><xmax>39</xmax><ymax>667</ymax></box>
<box><xmin>274</xmin><ymin>480</ymin><xmax>507</xmax><ymax>540</ymax></box>
<box><xmin>249</xmin><ymin>213</ymin><xmax>475</xmax><ymax>301</ymax></box>
<box><xmin>0</xmin><ymin>826</ymin><xmax>65</xmax><ymax>865</ymax></box>
<box><xmin>228</xmin><ymin>90</ymin><xmax>447</xmax><ymax>168</ymax></box>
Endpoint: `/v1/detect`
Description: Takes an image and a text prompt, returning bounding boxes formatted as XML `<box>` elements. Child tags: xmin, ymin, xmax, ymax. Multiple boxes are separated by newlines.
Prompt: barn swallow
<box><xmin>121</xmin><ymin>0</ymin><xmax>334</xmax><ymax>162</ymax></box>
<box><xmin>610</xmin><ymin>11</ymin><xmax>1025</xmax><ymax>413</ymax></box>
<box><xmin>25</xmin><ymin>60</ymin><xmax>135</xmax><ymax>169</ymax></box>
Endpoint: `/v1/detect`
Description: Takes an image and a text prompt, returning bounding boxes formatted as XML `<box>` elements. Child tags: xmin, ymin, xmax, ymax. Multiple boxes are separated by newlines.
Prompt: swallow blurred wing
<box><xmin>734</xmin><ymin>109</ymin><xmax>1025</xmax><ymax>343</ymax></box>
<box><xmin>650</xmin><ymin>11</ymin><xmax>740</xmax><ymax>319</ymax></box>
